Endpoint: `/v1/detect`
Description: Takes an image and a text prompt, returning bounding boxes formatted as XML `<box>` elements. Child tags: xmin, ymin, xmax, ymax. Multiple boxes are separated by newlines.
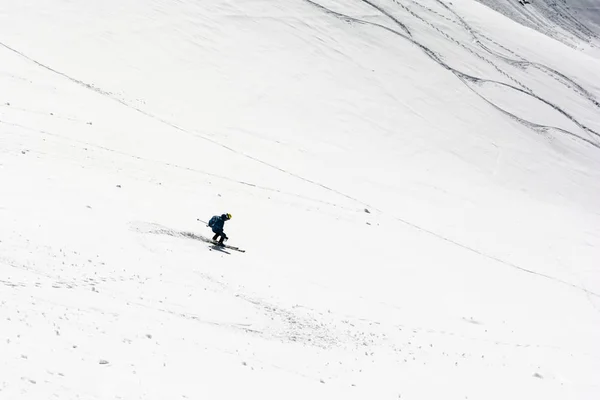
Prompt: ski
<box><xmin>210</xmin><ymin>241</ymin><xmax>246</xmax><ymax>253</ymax></box>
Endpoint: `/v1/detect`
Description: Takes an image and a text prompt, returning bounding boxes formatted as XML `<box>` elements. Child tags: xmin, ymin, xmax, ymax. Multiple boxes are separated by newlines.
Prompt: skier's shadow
<box><xmin>209</xmin><ymin>245</ymin><xmax>231</xmax><ymax>255</ymax></box>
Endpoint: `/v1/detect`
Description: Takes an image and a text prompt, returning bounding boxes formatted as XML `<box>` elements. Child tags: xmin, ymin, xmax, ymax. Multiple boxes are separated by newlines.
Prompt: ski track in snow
<box><xmin>0</xmin><ymin>40</ymin><xmax>377</xmax><ymax>210</ymax></box>
<box><xmin>304</xmin><ymin>0</ymin><xmax>600</xmax><ymax>147</ymax></box>
<box><xmin>0</xmin><ymin>117</ymin><xmax>360</xmax><ymax>213</ymax></box>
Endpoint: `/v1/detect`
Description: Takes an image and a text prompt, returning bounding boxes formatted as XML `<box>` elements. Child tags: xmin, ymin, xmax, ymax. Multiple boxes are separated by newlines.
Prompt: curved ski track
<box><xmin>304</xmin><ymin>0</ymin><xmax>600</xmax><ymax>148</ymax></box>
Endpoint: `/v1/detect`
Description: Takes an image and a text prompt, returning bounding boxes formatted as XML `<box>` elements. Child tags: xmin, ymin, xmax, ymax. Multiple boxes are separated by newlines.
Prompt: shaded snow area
<box><xmin>1</xmin><ymin>0</ymin><xmax>600</xmax><ymax>399</ymax></box>
<box><xmin>474</xmin><ymin>0</ymin><xmax>600</xmax><ymax>48</ymax></box>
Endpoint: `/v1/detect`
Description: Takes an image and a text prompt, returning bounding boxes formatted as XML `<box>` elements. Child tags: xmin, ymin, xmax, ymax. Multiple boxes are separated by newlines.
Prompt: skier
<box><xmin>207</xmin><ymin>213</ymin><xmax>232</xmax><ymax>246</ymax></box>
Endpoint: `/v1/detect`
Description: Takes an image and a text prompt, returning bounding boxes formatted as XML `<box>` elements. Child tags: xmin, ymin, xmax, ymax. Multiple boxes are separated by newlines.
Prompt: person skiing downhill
<box><xmin>207</xmin><ymin>213</ymin><xmax>232</xmax><ymax>246</ymax></box>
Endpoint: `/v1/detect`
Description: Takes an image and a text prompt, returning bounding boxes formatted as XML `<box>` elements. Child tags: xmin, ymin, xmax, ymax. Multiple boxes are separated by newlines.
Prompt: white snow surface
<box><xmin>1</xmin><ymin>0</ymin><xmax>600</xmax><ymax>399</ymax></box>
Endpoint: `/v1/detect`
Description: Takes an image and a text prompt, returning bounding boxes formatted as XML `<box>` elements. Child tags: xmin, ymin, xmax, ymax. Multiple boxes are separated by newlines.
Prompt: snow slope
<box><xmin>1</xmin><ymin>0</ymin><xmax>599</xmax><ymax>399</ymax></box>
<box><xmin>475</xmin><ymin>0</ymin><xmax>600</xmax><ymax>47</ymax></box>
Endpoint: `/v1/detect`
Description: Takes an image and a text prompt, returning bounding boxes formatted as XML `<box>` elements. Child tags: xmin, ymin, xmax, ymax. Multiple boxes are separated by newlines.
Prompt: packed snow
<box><xmin>1</xmin><ymin>0</ymin><xmax>599</xmax><ymax>399</ymax></box>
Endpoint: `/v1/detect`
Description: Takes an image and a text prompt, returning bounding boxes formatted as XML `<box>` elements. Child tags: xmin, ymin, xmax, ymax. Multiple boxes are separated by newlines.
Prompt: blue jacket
<box><xmin>209</xmin><ymin>215</ymin><xmax>226</xmax><ymax>232</ymax></box>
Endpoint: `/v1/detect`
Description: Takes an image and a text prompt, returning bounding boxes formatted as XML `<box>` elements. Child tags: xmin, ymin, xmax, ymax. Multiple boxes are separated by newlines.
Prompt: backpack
<box><xmin>208</xmin><ymin>215</ymin><xmax>219</xmax><ymax>228</ymax></box>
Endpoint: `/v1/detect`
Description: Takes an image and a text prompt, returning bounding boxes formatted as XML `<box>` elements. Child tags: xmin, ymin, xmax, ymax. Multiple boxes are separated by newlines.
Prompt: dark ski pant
<box><xmin>212</xmin><ymin>228</ymin><xmax>227</xmax><ymax>244</ymax></box>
